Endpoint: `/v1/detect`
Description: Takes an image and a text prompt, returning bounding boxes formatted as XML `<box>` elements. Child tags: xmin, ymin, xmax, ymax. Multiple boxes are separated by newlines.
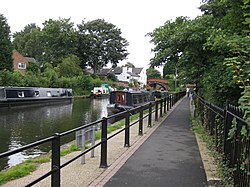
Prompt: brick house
<box><xmin>12</xmin><ymin>50</ymin><xmax>29</xmax><ymax>74</ymax></box>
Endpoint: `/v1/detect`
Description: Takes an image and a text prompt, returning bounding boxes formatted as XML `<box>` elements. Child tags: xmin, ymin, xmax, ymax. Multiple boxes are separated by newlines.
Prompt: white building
<box><xmin>98</xmin><ymin>66</ymin><xmax>147</xmax><ymax>88</ymax></box>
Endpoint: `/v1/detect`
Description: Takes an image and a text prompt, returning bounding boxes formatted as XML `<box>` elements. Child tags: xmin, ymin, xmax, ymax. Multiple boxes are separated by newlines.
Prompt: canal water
<box><xmin>0</xmin><ymin>98</ymin><xmax>109</xmax><ymax>171</ymax></box>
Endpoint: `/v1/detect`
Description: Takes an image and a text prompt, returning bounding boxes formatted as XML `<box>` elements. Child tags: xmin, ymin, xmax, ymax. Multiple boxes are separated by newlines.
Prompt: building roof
<box><xmin>112</xmin><ymin>67</ymin><xmax>122</xmax><ymax>74</ymax></box>
<box><xmin>128</xmin><ymin>72</ymin><xmax>140</xmax><ymax>77</ymax></box>
<box><xmin>133</xmin><ymin>68</ymin><xmax>143</xmax><ymax>74</ymax></box>
<box><xmin>25</xmin><ymin>57</ymin><xmax>36</xmax><ymax>63</ymax></box>
<box><xmin>98</xmin><ymin>68</ymin><xmax>112</xmax><ymax>76</ymax></box>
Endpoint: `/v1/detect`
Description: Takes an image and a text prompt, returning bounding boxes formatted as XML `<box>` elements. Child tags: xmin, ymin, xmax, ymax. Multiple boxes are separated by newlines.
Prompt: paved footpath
<box><xmin>104</xmin><ymin>97</ymin><xmax>208</xmax><ymax>187</ymax></box>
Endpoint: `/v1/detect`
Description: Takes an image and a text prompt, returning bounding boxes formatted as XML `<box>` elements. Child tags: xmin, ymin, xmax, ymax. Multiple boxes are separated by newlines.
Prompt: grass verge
<box><xmin>0</xmin><ymin>113</ymin><xmax>140</xmax><ymax>185</ymax></box>
<box><xmin>191</xmin><ymin>117</ymin><xmax>234</xmax><ymax>187</ymax></box>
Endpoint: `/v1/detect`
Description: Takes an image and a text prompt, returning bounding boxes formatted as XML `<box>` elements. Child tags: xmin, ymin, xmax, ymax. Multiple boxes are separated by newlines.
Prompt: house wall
<box><xmin>115</xmin><ymin>66</ymin><xmax>147</xmax><ymax>88</ymax></box>
<box><xmin>12</xmin><ymin>50</ymin><xmax>29</xmax><ymax>74</ymax></box>
<box><xmin>138</xmin><ymin>67</ymin><xmax>147</xmax><ymax>86</ymax></box>
<box><xmin>116</xmin><ymin>67</ymin><xmax>131</xmax><ymax>83</ymax></box>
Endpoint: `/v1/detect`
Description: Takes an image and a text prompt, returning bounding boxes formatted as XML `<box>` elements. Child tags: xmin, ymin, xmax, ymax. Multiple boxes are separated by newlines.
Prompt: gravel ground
<box><xmin>2</xmin><ymin>108</ymin><xmax>161</xmax><ymax>187</ymax></box>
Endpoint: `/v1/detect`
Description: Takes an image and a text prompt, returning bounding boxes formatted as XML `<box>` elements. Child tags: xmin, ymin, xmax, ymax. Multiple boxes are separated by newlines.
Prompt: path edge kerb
<box><xmin>88</xmin><ymin>97</ymin><xmax>186</xmax><ymax>187</ymax></box>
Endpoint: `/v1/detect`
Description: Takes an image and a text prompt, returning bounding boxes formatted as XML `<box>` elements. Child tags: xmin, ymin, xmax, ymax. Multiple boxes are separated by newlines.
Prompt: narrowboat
<box><xmin>0</xmin><ymin>87</ymin><xmax>73</xmax><ymax>108</ymax></box>
<box><xmin>91</xmin><ymin>84</ymin><xmax>115</xmax><ymax>99</ymax></box>
<box><xmin>107</xmin><ymin>90</ymin><xmax>150</xmax><ymax>115</ymax></box>
<box><xmin>151</xmin><ymin>90</ymin><xmax>169</xmax><ymax>101</ymax></box>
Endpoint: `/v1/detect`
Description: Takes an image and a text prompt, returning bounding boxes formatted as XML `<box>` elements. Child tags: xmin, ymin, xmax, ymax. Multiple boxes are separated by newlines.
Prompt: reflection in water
<box><xmin>0</xmin><ymin>98</ymin><xmax>109</xmax><ymax>170</ymax></box>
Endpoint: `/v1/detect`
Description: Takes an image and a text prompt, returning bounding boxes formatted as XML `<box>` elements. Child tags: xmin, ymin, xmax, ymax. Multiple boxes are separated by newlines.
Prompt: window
<box><xmin>18</xmin><ymin>91</ymin><xmax>24</xmax><ymax>97</ymax></box>
<box><xmin>18</xmin><ymin>63</ymin><xmax>26</xmax><ymax>69</ymax></box>
<box><xmin>47</xmin><ymin>91</ymin><xmax>52</xmax><ymax>97</ymax></box>
<box><xmin>35</xmin><ymin>91</ymin><xmax>39</xmax><ymax>97</ymax></box>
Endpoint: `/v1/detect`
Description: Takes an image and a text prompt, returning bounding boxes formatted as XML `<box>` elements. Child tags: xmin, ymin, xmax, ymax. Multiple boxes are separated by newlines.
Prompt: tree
<box><xmin>146</xmin><ymin>68</ymin><xmax>162</xmax><ymax>79</ymax></box>
<box><xmin>77</xmin><ymin>19</ymin><xmax>129</xmax><ymax>73</ymax></box>
<box><xmin>41</xmin><ymin>18</ymin><xmax>77</xmax><ymax>66</ymax></box>
<box><xmin>123</xmin><ymin>62</ymin><xmax>135</xmax><ymax>68</ymax></box>
<box><xmin>0</xmin><ymin>13</ymin><xmax>13</xmax><ymax>71</ymax></box>
<box><xmin>55</xmin><ymin>55</ymin><xmax>82</xmax><ymax>78</ymax></box>
<box><xmin>13</xmin><ymin>24</ymin><xmax>44</xmax><ymax>62</ymax></box>
<box><xmin>148</xmin><ymin>0</ymin><xmax>249</xmax><ymax>105</ymax></box>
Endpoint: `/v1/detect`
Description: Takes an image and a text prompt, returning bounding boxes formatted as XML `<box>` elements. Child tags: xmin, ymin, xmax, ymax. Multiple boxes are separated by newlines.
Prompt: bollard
<box><xmin>52</xmin><ymin>133</ymin><xmax>61</xmax><ymax>187</ymax></box>
<box><xmin>100</xmin><ymin>117</ymin><xmax>108</xmax><ymax>168</ymax></box>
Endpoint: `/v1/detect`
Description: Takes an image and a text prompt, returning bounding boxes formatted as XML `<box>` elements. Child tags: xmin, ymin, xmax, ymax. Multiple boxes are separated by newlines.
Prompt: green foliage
<box><xmin>60</xmin><ymin>144</ymin><xmax>80</xmax><ymax>157</ymax></box>
<box><xmin>149</xmin><ymin>0</ymin><xmax>249</xmax><ymax>106</ymax></box>
<box><xmin>41</xmin><ymin>18</ymin><xmax>77</xmax><ymax>66</ymax></box>
<box><xmin>77</xmin><ymin>19</ymin><xmax>129</xmax><ymax>73</ymax></box>
<box><xmin>0</xmin><ymin>70</ymin><xmax>25</xmax><ymax>86</ymax></box>
<box><xmin>55</xmin><ymin>55</ymin><xmax>82</xmax><ymax>78</ymax></box>
<box><xmin>146</xmin><ymin>67</ymin><xmax>162</xmax><ymax>79</ymax></box>
<box><xmin>0</xmin><ymin>13</ymin><xmax>13</xmax><ymax>71</ymax></box>
<box><xmin>239</xmin><ymin>86</ymin><xmax>250</xmax><ymax>124</ymax></box>
<box><xmin>0</xmin><ymin>163</ymin><xmax>37</xmax><ymax>185</ymax></box>
<box><xmin>13</xmin><ymin>24</ymin><xmax>43</xmax><ymax>62</ymax></box>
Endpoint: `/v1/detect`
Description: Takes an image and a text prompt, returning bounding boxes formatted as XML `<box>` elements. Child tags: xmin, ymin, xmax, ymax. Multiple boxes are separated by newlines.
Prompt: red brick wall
<box><xmin>12</xmin><ymin>50</ymin><xmax>28</xmax><ymax>73</ymax></box>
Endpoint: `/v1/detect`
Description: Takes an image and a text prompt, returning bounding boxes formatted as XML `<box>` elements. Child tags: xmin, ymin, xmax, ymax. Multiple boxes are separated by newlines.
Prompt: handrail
<box><xmin>0</xmin><ymin>91</ymin><xmax>186</xmax><ymax>186</ymax></box>
<box><xmin>193</xmin><ymin>93</ymin><xmax>249</xmax><ymax>187</ymax></box>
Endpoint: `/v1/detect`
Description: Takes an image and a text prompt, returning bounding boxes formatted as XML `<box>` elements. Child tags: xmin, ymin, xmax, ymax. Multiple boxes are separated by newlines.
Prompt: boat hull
<box><xmin>0</xmin><ymin>87</ymin><xmax>73</xmax><ymax>108</ymax></box>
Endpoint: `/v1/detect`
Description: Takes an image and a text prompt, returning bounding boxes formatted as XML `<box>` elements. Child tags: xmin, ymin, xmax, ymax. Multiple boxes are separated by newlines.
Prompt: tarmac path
<box><xmin>104</xmin><ymin>97</ymin><xmax>207</xmax><ymax>187</ymax></box>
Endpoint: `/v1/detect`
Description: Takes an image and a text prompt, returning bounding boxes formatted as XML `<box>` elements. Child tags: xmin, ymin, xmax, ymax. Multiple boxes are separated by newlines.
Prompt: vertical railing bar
<box><xmin>148</xmin><ymin>102</ymin><xmax>152</xmax><ymax>127</ymax></box>
<box><xmin>139</xmin><ymin>106</ymin><xmax>143</xmax><ymax>136</ymax></box>
<box><xmin>124</xmin><ymin>112</ymin><xmax>130</xmax><ymax>147</ymax></box>
<box><xmin>100</xmin><ymin>117</ymin><xmax>108</xmax><ymax>168</ymax></box>
<box><xmin>51</xmin><ymin>133</ymin><xmax>61</xmax><ymax>187</ymax></box>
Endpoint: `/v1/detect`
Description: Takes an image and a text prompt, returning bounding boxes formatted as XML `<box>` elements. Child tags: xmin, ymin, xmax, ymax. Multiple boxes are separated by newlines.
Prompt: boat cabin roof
<box><xmin>109</xmin><ymin>90</ymin><xmax>150</xmax><ymax>106</ymax></box>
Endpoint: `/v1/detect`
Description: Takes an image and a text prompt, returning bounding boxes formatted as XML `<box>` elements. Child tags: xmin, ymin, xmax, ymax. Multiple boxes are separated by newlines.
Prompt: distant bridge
<box><xmin>147</xmin><ymin>78</ymin><xmax>168</xmax><ymax>90</ymax></box>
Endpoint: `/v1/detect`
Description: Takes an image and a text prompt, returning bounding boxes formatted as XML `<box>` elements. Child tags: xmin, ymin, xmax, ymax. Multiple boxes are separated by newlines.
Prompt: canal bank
<box><xmin>0</xmin><ymin>97</ymin><xmax>109</xmax><ymax>170</ymax></box>
<box><xmin>1</xmin><ymin>97</ymin><xmax>219</xmax><ymax>187</ymax></box>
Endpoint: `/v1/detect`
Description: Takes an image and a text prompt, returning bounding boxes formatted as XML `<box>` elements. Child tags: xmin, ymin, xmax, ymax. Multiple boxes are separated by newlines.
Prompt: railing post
<box><xmin>100</xmin><ymin>117</ymin><xmax>108</xmax><ymax>168</ymax></box>
<box><xmin>91</xmin><ymin>125</ymin><xmax>95</xmax><ymax>158</ymax></box>
<box><xmin>81</xmin><ymin>129</ymin><xmax>86</xmax><ymax>164</ymax></box>
<box><xmin>164</xmin><ymin>97</ymin><xmax>167</xmax><ymax>113</ymax></box>
<box><xmin>139</xmin><ymin>106</ymin><xmax>143</xmax><ymax>136</ymax></box>
<box><xmin>51</xmin><ymin>133</ymin><xmax>61</xmax><ymax>187</ymax></box>
<box><xmin>124</xmin><ymin>112</ymin><xmax>130</xmax><ymax>147</ymax></box>
<box><xmin>155</xmin><ymin>101</ymin><xmax>159</xmax><ymax>121</ymax></box>
<box><xmin>160</xmin><ymin>99</ymin><xmax>163</xmax><ymax>117</ymax></box>
<box><xmin>167</xmin><ymin>96</ymin><xmax>169</xmax><ymax>111</ymax></box>
<box><xmin>170</xmin><ymin>94</ymin><xmax>173</xmax><ymax>108</ymax></box>
<box><xmin>148</xmin><ymin>102</ymin><xmax>152</xmax><ymax>127</ymax></box>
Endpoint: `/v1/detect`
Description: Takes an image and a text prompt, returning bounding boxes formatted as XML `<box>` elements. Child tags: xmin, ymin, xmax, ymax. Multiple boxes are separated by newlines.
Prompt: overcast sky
<box><xmin>1</xmin><ymin>0</ymin><xmax>202</xmax><ymax>70</ymax></box>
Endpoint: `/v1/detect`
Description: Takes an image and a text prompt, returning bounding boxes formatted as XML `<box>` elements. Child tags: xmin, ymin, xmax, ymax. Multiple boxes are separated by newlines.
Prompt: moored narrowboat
<box><xmin>0</xmin><ymin>87</ymin><xmax>73</xmax><ymax>108</ymax></box>
<box><xmin>107</xmin><ymin>90</ymin><xmax>150</xmax><ymax>115</ymax></box>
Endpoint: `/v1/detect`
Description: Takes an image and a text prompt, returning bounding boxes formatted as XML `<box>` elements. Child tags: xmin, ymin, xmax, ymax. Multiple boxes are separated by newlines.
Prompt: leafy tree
<box><xmin>55</xmin><ymin>55</ymin><xmax>82</xmax><ymax>77</ymax></box>
<box><xmin>123</xmin><ymin>62</ymin><xmax>135</xmax><ymax>68</ymax></box>
<box><xmin>42</xmin><ymin>18</ymin><xmax>77</xmax><ymax>66</ymax></box>
<box><xmin>107</xmin><ymin>73</ymin><xmax>117</xmax><ymax>81</ymax></box>
<box><xmin>26</xmin><ymin>61</ymin><xmax>40</xmax><ymax>75</ymax></box>
<box><xmin>146</xmin><ymin>68</ymin><xmax>162</xmax><ymax>79</ymax></box>
<box><xmin>0</xmin><ymin>13</ymin><xmax>13</xmax><ymax>71</ymax></box>
<box><xmin>13</xmin><ymin>24</ymin><xmax>43</xmax><ymax>62</ymax></box>
<box><xmin>41</xmin><ymin>62</ymin><xmax>59</xmax><ymax>87</ymax></box>
<box><xmin>77</xmin><ymin>19</ymin><xmax>129</xmax><ymax>73</ymax></box>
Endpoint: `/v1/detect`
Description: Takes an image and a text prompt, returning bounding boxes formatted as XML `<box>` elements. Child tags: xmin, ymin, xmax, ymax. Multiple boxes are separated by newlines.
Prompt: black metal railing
<box><xmin>0</xmin><ymin>91</ymin><xmax>186</xmax><ymax>187</ymax></box>
<box><xmin>193</xmin><ymin>94</ymin><xmax>250</xmax><ymax>187</ymax></box>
